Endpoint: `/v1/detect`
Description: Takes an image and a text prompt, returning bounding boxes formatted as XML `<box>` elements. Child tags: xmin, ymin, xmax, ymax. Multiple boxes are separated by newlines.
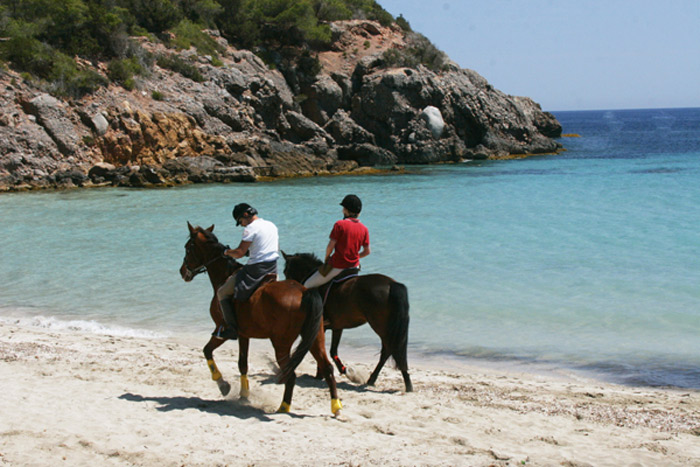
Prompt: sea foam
<box><xmin>0</xmin><ymin>310</ymin><xmax>167</xmax><ymax>339</ymax></box>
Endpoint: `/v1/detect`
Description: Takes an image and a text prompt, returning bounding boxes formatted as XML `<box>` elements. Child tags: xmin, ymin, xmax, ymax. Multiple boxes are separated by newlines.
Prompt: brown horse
<box><xmin>282</xmin><ymin>251</ymin><xmax>412</xmax><ymax>392</ymax></box>
<box><xmin>180</xmin><ymin>223</ymin><xmax>341</xmax><ymax>415</ymax></box>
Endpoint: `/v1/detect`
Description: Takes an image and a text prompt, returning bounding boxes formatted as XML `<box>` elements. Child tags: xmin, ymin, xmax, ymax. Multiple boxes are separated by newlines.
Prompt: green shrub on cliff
<box><xmin>0</xmin><ymin>19</ymin><xmax>107</xmax><ymax>97</ymax></box>
<box><xmin>215</xmin><ymin>0</ymin><xmax>393</xmax><ymax>46</ymax></box>
<box><xmin>107</xmin><ymin>57</ymin><xmax>144</xmax><ymax>90</ymax></box>
<box><xmin>381</xmin><ymin>32</ymin><xmax>448</xmax><ymax>73</ymax></box>
<box><xmin>168</xmin><ymin>18</ymin><xmax>224</xmax><ymax>56</ymax></box>
<box><xmin>156</xmin><ymin>54</ymin><xmax>205</xmax><ymax>82</ymax></box>
<box><xmin>217</xmin><ymin>0</ymin><xmax>333</xmax><ymax>48</ymax></box>
<box><xmin>344</xmin><ymin>0</ymin><xmax>393</xmax><ymax>26</ymax></box>
<box><xmin>49</xmin><ymin>54</ymin><xmax>109</xmax><ymax>97</ymax></box>
<box><xmin>0</xmin><ymin>0</ymin><xmax>443</xmax><ymax>96</ymax></box>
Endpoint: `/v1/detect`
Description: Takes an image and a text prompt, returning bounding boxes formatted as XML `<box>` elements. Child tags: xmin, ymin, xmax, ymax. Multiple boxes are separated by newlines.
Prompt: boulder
<box><xmin>91</xmin><ymin>113</ymin><xmax>109</xmax><ymax>136</ymax></box>
<box><xmin>350</xmin><ymin>64</ymin><xmax>561</xmax><ymax>162</ymax></box>
<box><xmin>22</xmin><ymin>93</ymin><xmax>84</xmax><ymax>156</ymax></box>
<box><xmin>301</xmin><ymin>74</ymin><xmax>344</xmax><ymax>125</ymax></box>
<box><xmin>338</xmin><ymin>143</ymin><xmax>397</xmax><ymax>166</ymax></box>
<box><xmin>419</xmin><ymin>106</ymin><xmax>445</xmax><ymax>139</ymax></box>
<box><xmin>284</xmin><ymin>110</ymin><xmax>329</xmax><ymax>142</ymax></box>
<box><xmin>324</xmin><ymin>109</ymin><xmax>375</xmax><ymax>146</ymax></box>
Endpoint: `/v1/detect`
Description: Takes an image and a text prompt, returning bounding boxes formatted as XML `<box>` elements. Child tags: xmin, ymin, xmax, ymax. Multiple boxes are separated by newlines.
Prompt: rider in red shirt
<box><xmin>304</xmin><ymin>194</ymin><xmax>370</xmax><ymax>288</ymax></box>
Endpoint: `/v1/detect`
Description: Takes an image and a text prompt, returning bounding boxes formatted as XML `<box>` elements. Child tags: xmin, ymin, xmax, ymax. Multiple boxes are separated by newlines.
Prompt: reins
<box><xmin>183</xmin><ymin>242</ymin><xmax>230</xmax><ymax>279</ymax></box>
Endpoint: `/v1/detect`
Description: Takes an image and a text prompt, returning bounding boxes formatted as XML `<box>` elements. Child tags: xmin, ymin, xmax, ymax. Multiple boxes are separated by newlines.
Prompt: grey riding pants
<box><xmin>217</xmin><ymin>260</ymin><xmax>277</xmax><ymax>302</ymax></box>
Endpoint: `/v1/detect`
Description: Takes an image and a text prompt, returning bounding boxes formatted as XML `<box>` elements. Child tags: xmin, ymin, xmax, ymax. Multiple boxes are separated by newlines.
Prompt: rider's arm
<box><xmin>359</xmin><ymin>244</ymin><xmax>371</xmax><ymax>259</ymax></box>
<box><xmin>225</xmin><ymin>240</ymin><xmax>252</xmax><ymax>259</ymax></box>
<box><xmin>324</xmin><ymin>238</ymin><xmax>337</xmax><ymax>263</ymax></box>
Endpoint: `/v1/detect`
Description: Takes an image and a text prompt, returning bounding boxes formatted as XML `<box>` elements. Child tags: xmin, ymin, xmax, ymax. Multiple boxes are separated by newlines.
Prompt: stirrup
<box><xmin>217</xmin><ymin>327</ymin><xmax>238</xmax><ymax>340</ymax></box>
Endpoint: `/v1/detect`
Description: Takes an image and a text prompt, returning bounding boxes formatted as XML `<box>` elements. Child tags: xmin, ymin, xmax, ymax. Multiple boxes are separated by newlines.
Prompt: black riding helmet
<box><xmin>340</xmin><ymin>194</ymin><xmax>362</xmax><ymax>215</ymax></box>
<box><xmin>232</xmin><ymin>203</ymin><xmax>258</xmax><ymax>226</ymax></box>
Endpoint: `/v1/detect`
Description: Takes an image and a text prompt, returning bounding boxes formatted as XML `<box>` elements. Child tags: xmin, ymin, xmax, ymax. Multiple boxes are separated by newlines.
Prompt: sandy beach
<box><xmin>1</xmin><ymin>321</ymin><xmax>699</xmax><ymax>466</ymax></box>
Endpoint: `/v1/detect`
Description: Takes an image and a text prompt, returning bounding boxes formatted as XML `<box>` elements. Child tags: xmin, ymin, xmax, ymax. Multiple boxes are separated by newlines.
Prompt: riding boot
<box><xmin>218</xmin><ymin>297</ymin><xmax>238</xmax><ymax>340</ymax></box>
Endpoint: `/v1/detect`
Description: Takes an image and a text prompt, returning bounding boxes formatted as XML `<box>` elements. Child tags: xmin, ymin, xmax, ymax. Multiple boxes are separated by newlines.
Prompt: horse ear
<box><xmin>187</xmin><ymin>221</ymin><xmax>195</xmax><ymax>234</ymax></box>
<box><xmin>281</xmin><ymin>250</ymin><xmax>288</xmax><ymax>260</ymax></box>
<box><xmin>206</xmin><ymin>224</ymin><xmax>215</xmax><ymax>232</ymax></box>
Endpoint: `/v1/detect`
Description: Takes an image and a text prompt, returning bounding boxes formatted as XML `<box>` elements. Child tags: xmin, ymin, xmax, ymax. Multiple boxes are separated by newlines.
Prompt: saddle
<box><xmin>318</xmin><ymin>268</ymin><xmax>359</xmax><ymax>307</ymax></box>
<box><xmin>260</xmin><ymin>273</ymin><xmax>278</xmax><ymax>287</ymax></box>
<box><xmin>245</xmin><ymin>273</ymin><xmax>278</xmax><ymax>300</ymax></box>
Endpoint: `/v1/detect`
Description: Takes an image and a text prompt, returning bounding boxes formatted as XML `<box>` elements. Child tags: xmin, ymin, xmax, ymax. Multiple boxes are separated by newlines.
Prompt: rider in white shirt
<box><xmin>216</xmin><ymin>203</ymin><xmax>279</xmax><ymax>340</ymax></box>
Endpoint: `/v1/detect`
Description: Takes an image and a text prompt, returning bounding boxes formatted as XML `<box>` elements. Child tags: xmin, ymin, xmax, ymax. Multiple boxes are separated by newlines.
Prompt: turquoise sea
<box><xmin>1</xmin><ymin>108</ymin><xmax>699</xmax><ymax>388</ymax></box>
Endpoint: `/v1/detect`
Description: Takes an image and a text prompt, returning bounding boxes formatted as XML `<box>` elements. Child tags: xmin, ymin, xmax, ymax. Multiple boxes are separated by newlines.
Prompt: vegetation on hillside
<box><xmin>0</xmin><ymin>0</ymin><xmax>446</xmax><ymax>98</ymax></box>
<box><xmin>381</xmin><ymin>32</ymin><xmax>449</xmax><ymax>72</ymax></box>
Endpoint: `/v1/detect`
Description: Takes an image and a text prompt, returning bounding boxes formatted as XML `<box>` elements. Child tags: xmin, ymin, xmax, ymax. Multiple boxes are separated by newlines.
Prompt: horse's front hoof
<box><xmin>239</xmin><ymin>375</ymin><xmax>250</xmax><ymax>399</ymax></box>
<box><xmin>331</xmin><ymin>398</ymin><xmax>343</xmax><ymax>416</ymax></box>
<box><xmin>217</xmin><ymin>379</ymin><xmax>231</xmax><ymax>396</ymax></box>
<box><xmin>277</xmin><ymin>401</ymin><xmax>291</xmax><ymax>413</ymax></box>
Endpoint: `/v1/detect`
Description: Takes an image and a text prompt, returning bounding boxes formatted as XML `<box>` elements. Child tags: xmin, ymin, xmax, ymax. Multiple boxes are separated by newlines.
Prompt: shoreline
<box><xmin>2</xmin><ymin>310</ymin><xmax>698</xmax><ymax>392</ymax></box>
<box><xmin>2</xmin><ymin>321</ymin><xmax>699</xmax><ymax>466</ymax></box>
<box><xmin>0</xmin><ymin>150</ymin><xmax>564</xmax><ymax>193</ymax></box>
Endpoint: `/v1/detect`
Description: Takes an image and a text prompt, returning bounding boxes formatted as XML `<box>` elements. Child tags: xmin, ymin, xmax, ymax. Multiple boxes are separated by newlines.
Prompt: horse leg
<box><xmin>204</xmin><ymin>336</ymin><xmax>231</xmax><ymax>396</ymax></box>
<box><xmin>274</xmin><ymin>345</ymin><xmax>294</xmax><ymax>413</ymax></box>
<box><xmin>401</xmin><ymin>369</ymin><xmax>413</xmax><ymax>393</ymax></box>
<box><xmin>366</xmin><ymin>344</ymin><xmax>391</xmax><ymax>387</ymax></box>
<box><xmin>330</xmin><ymin>329</ymin><xmax>347</xmax><ymax>375</ymax></box>
<box><xmin>238</xmin><ymin>337</ymin><xmax>250</xmax><ymax>399</ymax></box>
<box><xmin>310</xmin><ymin>330</ymin><xmax>342</xmax><ymax>416</ymax></box>
<box><xmin>315</xmin><ymin>328</ymin><xmax>346</xmax><ymax>378</ymax></box>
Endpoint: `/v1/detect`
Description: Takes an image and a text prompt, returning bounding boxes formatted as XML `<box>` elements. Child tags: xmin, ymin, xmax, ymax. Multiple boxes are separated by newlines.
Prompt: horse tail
<box><xmin>279</xmin><ymin>287</ymin><xmax>323</xmax><ymax>382</ymax></box>
<box><xmin>387</xmin><ymin>281</ymin><xmax>410</xmax><ymax>372</ymax></box>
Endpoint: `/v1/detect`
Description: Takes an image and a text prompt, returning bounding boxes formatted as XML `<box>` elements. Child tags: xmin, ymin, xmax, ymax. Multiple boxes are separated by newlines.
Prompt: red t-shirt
<box><xmin>329</xmin><ymin>218</ymin><xmax>369</xmax><ymax>269</ymax></box>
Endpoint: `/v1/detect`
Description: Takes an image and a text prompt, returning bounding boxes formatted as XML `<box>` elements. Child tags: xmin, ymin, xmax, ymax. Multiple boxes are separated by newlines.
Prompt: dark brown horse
<box><xmin>282</xmin><ymin>251</ymin><xmax>412</xmax><ymax>392</ymax></box>
<box><xmin>180</xmin><ymin>223</ymin><xmax>342</xmax><ymax>415</ymax></box>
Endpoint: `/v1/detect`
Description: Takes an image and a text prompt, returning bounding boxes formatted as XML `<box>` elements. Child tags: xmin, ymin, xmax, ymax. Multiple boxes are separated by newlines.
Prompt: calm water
<box><xmin>1</xmin><ymin>108</ymin><xmax>699</xmax><ymax>388</ymax></box>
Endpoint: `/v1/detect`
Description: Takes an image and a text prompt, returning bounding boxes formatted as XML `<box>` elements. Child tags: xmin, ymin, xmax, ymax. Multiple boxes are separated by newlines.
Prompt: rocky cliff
<box><xmin>0</xmin><ymin>21</ymin><xmax>562</xmax><ymax>191</ymax></box>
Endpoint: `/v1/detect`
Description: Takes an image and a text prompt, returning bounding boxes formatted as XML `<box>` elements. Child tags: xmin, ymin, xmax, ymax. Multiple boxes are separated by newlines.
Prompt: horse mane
<box><xmin>293</xmin><ymin>252</ymin><xmax>323</xmax><ymax>268</ymax></box>
<box><xmin>192</xmin><ymin>226</ymin><xmax>223</xmax><ymax>246</ymax></box>
<box><xmin>191</xmin><ymin>225</ymin><xmax>240</xmax><ymax>272</ymax></box>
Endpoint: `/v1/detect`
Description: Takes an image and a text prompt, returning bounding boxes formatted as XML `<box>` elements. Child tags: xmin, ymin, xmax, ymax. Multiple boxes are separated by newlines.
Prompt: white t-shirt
<box><xmin>241</xmin><ymin>218</ymin><xmax>279</xmax><ymax>264</ymax></box>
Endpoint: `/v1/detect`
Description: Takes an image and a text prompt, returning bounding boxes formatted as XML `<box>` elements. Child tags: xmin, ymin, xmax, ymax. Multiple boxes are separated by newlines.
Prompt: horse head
<box><xmin>281</xmin><ymin>251</ymin><xmax>322</xmax><ymax>283</ymax></box>
<box><xmin>180</xmin><ymin>222</ymin><xmax>231</xmax><ymax>282</ymax></box>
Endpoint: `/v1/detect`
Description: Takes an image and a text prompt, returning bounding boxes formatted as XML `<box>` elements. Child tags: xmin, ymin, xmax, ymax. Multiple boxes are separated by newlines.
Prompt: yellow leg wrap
<box><xmin>207</xmin><ymin>359</ymin><xmax>222</xmax><ymax>381</ymax></box>
<box><xmin>239</xmin><ymin>374</ymin><xmax>250</xmax><ymax>398</ymax></box>
<box><xmin>331</xmin><ymin>398</ymin><xmax>343</xmax><ymax>415</ymax></box>
<box><xmin>277</xmin><ymin>401</ymin><xmax>291</xmax><ymax>413</ymax></box>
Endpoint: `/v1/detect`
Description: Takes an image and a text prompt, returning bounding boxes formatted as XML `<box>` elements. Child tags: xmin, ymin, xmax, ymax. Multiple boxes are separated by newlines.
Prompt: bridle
<box><xmin>182</xmin><ymin>237</ymin><xmax>228</xmax><ymax>280</ymax></box>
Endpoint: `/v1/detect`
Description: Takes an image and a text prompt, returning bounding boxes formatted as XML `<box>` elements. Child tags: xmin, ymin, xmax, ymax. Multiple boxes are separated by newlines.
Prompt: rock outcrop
<box><xmin>0</xmin><ymin>20</ymin><xmax>562</xmax><ymax>191</ymax></box>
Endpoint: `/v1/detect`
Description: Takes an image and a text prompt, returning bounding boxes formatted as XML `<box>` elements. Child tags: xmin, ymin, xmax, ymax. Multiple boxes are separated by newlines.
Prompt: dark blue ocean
<box><xmin>1</xmin><ymin>107</ymin><xmax>699</xmax><ymax>388</ymax></box>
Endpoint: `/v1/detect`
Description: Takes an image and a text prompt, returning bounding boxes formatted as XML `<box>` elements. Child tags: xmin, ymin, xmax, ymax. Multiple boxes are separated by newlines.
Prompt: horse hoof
<box><xmin>239</xmin><ymin>375</ymin><xmax>250</xmax><ymax>399</ymax></box>
<box><xmin>331</xmin><ymin>398</ymin><xmax>343</xmax><ymax>416</ymax></box>
<box><xmin>217</xmin><ymin>379</ymin><xmax>231</xmax><ymax>396</ymax></box>
<box><xmin>277</xmin><ymin>401</ymin><xmax>291</xmax><ymax>413</ymax></box>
